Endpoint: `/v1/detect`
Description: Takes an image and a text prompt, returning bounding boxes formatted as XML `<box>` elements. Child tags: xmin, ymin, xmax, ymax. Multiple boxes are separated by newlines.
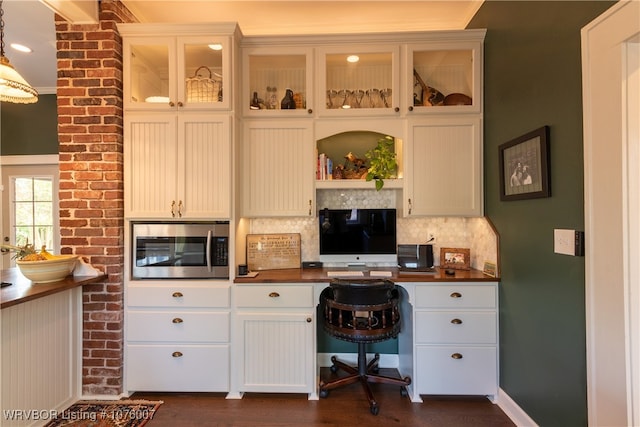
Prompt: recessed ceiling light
<box><xmin>208</xmin><ymin>44</ymin><xmax>223</xmax><ymax>51</ymax></box>
<box><xmin>347</xmin><ymin>55</ymin><xmax>359</xmax><ymax>63</ymax></box>
<box><xmin>10</xmin><ymin>43</ymin><xmax>32</xmax><ymax>53</ymax></box>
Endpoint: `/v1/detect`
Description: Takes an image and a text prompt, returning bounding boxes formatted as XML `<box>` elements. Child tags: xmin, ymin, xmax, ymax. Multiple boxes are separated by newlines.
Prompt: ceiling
<box><xmin>2</xmin><ymin>0</ymin><xmax>483</xmax><ymax>95</ymax></box>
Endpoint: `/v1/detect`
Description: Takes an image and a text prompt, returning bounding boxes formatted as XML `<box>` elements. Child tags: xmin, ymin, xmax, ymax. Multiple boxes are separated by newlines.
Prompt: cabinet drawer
<box><xmin>128</xmin><ymin>285</ymin><xmax>230</xmax><ymax>308</ymax></box>
<box><xmin>127</xmin><ymin>311</ymin><xmax>229</xmax><ymax>342</ymax></box>
<box><xmin>415</xmin><ymin>311</ymin><xmax>496</xmax><ymax>344</ymax></box>
<box><xmin>416</xmin><ymin>345</ymin><xmax>497</xmax><ymax>396</ymax></box>
<box><xmin>415</xmin><ymin>284</ymin><xmax>496</xmax><ymax>309</ymax></box>
<box><xmin>235</xmin><ymin>285</ymin><xmax>314</xmax><ymax>308</ymax></box>
<box><xmin>126</xmin><ymin>344</ymin><xmax>229</xmax><ymax>392</ymax></box>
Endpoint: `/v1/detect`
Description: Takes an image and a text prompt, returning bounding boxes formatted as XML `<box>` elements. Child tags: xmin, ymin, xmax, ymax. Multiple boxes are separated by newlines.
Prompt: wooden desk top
<box><xmin>1</xmin><ymin>268</ymin><xmax>107</xmax><ymax>309</ymax></box>
<box><xmin>233</xmin><ymin>266</ymin><xmax>497</xmax><ymax>284</ymax></box>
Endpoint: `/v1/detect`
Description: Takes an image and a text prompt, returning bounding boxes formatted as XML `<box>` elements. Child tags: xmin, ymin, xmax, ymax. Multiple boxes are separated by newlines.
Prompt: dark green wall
<box><xmin>0</xmin><ymin>94</ymin><xmax>58</xmax><ymax>155</ymax></box>
<box><xmin>467</xmin><ymin>1</ymin><xmax>615</xmax><ymax>426</ymax></box>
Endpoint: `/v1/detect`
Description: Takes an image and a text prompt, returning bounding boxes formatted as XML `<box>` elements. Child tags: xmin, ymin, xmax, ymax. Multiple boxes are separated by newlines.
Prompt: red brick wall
<box><xmin>55</xmin><ymin>0</ymin><xmax>136</xmax><ymax>396</ymax></box>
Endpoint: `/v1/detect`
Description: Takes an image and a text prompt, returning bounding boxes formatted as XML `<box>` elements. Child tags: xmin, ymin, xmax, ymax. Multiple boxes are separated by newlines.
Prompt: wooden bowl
<box><xmin>16</xmin><ymin>255</ymin><xmax>79</xmax><ymax>283</ymax></box>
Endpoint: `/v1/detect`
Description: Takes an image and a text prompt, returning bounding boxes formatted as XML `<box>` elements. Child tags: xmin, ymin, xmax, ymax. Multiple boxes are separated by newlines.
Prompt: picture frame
<box><xmin>440</xmin><ymin>247</ymin><xmax>470</xmax><ymax>270</ymax></box>
<box><xmin>483</xmin><ymin>261</ymin><xmax>497</xmax><ymax>277</ymax></box>
<box><xmin>499</xmin><ymin>125</ymin><xmax>551</xmax><ymax>201</ymax></box>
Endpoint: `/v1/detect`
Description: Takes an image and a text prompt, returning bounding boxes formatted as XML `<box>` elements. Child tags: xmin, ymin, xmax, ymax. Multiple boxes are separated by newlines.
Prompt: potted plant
<box><xmin>365</xmin><ymin>135</ymin><xmax>398</xmax><ymax>190</ymax></box>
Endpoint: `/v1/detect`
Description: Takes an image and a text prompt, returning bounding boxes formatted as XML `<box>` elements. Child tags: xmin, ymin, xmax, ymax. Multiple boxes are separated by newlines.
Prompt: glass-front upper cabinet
<box><xmin>242</xmin><ymin>47</ymin><xmax>313</xmax><ymax>117</ymax></box>
<box><xmin>122</xmin><ymin>31</ymin><xmax>232</xmax><ymax>111</ymax></box>
<box><xmin>405</xmin><ymin>40</ymin><xmax>483</xmax><ymax>114</ymax></box>
<box><xmin>316</xmin><ymin>45</ymin><xmax>400</xmax><ymax>117</ymax></box>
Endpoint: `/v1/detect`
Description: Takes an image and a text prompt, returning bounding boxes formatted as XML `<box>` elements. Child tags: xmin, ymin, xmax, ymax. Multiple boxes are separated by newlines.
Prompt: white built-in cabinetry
<box><xmin>120</xmin><ymin>23</ymin><xmax>237</xmax><ymax>220</ymax></box>
<box><xmin>232</xmin><ymin>284</ymin><xmax>316</xmax><ymax>396</ymax></box>
<box><xmin>125</xmin><ymin>281</ymin><xmax>231</xmax><ymax>392</ymax></box>
<box><xmin>399</xmin><ymin>282</ymin><xmax>498</xmax><ymax>400</ymax></box>
<box><xmin>240</xmin><ymin>30</ymin><xmax>485</xmax><ymax>217</ymax></box>
<box><xmin>124</xmin><ymin>112</ymin><xmax>231</xmax><ymax>218</ymax></box>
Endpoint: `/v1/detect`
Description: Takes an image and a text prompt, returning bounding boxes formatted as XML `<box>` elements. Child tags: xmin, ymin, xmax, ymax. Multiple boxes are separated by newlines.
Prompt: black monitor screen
<box><xmin>319</xmin><ymin>208</ymin><xmax>397</xmax><ymax>256</ymax></box>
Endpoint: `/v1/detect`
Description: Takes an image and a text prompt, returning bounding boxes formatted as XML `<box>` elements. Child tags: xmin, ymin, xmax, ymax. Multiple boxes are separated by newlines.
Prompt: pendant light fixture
<box><xmin>0</xmin><ymin>0</ymin><xmax>38</xmax><ymax>104</ymax></box>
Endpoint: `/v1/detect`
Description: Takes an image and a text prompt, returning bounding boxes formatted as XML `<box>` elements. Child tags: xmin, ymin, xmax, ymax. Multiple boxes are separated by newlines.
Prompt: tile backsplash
<box><xmin>248</xmin><ymin>189</ymin><xmax>498</xmax><ymax>270</ymax></box>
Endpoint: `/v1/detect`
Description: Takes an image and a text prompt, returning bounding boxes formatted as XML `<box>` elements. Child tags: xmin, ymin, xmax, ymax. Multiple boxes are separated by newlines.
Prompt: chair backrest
<box><xmin>329</xmin><ymin>278</ymin><xmax>396</xmax><ymax>306</ymax></box>
<box><xmin>322</xmin><ymin>279</ymin><xmax>401</xmax><ymax>343</ymax></box>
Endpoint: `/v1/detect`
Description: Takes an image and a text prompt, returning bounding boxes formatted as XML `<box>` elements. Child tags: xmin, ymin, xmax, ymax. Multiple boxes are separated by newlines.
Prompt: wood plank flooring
<box><xmin>131</xmin><ymin>369</ymin><xmax>515</xmax><ymax>427</ymax></box>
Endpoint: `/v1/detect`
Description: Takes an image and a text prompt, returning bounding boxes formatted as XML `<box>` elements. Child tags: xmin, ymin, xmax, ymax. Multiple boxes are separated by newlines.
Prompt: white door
<box><xmin>582</xmin><ymin>1</ymin><xmax>640</xmax><ymax>425</ymax></box>
<box><xmin>1</xmin><ymin>163</ymin><xmax>60</xmax><ymax>269</ymax></box>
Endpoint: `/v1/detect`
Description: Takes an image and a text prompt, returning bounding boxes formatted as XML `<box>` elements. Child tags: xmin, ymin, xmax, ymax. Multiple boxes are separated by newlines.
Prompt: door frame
<box><xmin>582</xmin><ymin>1</ymin><xmax>640</xmax><ymax>425</ymax></box>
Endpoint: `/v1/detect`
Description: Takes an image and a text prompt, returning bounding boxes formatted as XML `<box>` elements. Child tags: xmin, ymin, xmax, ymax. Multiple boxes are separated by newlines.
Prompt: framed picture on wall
<box><xmin>499</xmin><ymin>125</ymin><xmax>551</xmax><ymax>201</ymax></box>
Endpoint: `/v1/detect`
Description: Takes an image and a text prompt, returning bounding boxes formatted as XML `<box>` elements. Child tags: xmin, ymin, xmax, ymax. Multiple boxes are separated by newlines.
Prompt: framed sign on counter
<box><xmin>246</xmin><ymin>233</ymin><xmax>301</xmax><ymax>271</ymax></box>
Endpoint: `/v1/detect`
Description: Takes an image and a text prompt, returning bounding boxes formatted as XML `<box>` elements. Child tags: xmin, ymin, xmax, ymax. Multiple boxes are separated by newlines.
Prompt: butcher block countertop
<box><xmin>233</xmin><ymin>267</ymin><xmax>497</xmax><ymax>283</ymax></box>
<box><xmin>1</xmin><ymin>268</ymin><xmax>107</xmax><ymax>309</ymax></box>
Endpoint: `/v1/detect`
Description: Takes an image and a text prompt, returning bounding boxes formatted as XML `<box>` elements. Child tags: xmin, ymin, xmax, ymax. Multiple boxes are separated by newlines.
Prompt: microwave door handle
<box><xmin>206</xmin><ymin>230</ymin><xmax>212</xmax><ymax>272</ymax></box>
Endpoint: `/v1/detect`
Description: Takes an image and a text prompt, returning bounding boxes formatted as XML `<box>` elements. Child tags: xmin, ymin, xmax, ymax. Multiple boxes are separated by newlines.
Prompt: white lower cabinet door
<box><xmin>416</xmin><ymin>345</ymin><xmax>497</xmax><ymax>396</ymax></box>
<box><xmin>237</xmin><ymin>312</ymin><xmax>315</xmax><ymax>393</ymax></box>
<box><xmin>127</xmin><ymin>344</ymin><xmax>229</xmax><ymax>392</ymax></box>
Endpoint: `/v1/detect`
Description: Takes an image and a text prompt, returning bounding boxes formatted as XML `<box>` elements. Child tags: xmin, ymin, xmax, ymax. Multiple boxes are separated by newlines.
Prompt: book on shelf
<box><xmin>317</xmin><ymin>153</ymin><xmax>333</xmax><ymax>180</ymax></box>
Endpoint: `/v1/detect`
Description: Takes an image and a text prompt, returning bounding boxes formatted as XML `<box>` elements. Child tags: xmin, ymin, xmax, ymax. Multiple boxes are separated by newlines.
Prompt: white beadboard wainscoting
<box><xmin>1</xmin><ymin>288</ymin><xmax>82</xmax><ymax>427</ymax></box>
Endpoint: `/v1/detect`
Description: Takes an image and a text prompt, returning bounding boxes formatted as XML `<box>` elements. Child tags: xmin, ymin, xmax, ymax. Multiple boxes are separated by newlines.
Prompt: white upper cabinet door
<box><xmin>404</xmin><ymin>33</ymin><xmax>484</xmax><ymax>115</ymax></box>
<box><xmin>316</xmin><ymin>44</ymin><xmax>400</xmax><ymax>117</ymax></box>
<box><xmin>179</xmin><ymin>114</ymin><xmax>232</xmax><ymax>219</ymax></box>
<box><xmin>120</xmin><ymin>24</ymin><xmax>236</xmax><ymax>111</ymax></box>
<box><xmin>124</xmin><ymin>113</ymin><xmax>231</xmax><ymax>219</ymax></box>
<box><xmin>242</xmin><ymin>46</ymin><xmax>314</xmax><ymax>117</ymax></box>
<box><xmin>405</xmin><ymin>116</ymin><xmax>483</xmax><ymax>217</ymax></box>
<box><xmin>242</xmin><ymin>120</ymin><xmax>315</xmax><ymax>217</ymax></box>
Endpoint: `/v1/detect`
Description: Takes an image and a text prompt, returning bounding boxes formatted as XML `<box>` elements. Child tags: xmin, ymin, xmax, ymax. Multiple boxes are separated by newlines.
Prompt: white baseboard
<box><xmin>496</xmin><ymin>388</ymin><xmax>538</xmax><ymax>427</ymax></box>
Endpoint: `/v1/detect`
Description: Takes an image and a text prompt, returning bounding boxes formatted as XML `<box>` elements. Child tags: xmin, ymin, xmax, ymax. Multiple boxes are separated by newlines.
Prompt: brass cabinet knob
<box><xmin>307</xmin><ymin>109</ymin><xmax>313</xmax><ymax>114</ymax></box>
<box><xmin>451</xmin><ymin>318</ymin><xmax>463</xmax><ymax>325</ymax></box>
<box><xmin>172</xmin><ymin>292</ymin><xmax>183</xmax><ymax>298</ymax></box>
<box><xmin>172</xmin><ymin>351</ymin><xmax>183</xmax><ymax>358</ymax></box>
<box><xmin>408</xmin><ymin>106</ymin><xmax>414</xmax><ymax>111</ymax></box>
<box><xmin>269</xmin><ymin>292</ymin><xmax>280</xmax><ymax>298</ymax></box>
<box><xmin>172</xmin><ymin>318</ymin><xmax>183</xmax><ymax>324</ymax></box>
<box><xmin>394</xmin><ymin>107</ymin><xmax>400</xmax><ymax>112</ymax></box>
<box><xmin>451</xmin><ymin>353</ymin><xmax>463</xmax><ymax>359</ymax></box>
<box><xmin>450</xmin><ymin>292</ymin><xmax>462</xmax><ymax>298</ymax></box>
<box><xmin>306</xmin><ymin>317</ymin><xmax>312</xmax><ymax>323</ymax></box>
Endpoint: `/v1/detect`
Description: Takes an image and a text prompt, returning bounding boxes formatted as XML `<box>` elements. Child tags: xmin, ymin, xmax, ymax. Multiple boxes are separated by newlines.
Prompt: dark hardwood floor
<box><xmin>131</xmin><ymin>369</ymin><xmax>515</xmax><ymax>427</ymax></box>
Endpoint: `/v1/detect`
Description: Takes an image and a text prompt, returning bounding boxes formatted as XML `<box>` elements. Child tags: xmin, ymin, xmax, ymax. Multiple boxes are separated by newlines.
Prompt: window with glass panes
<box><xmin>11</xmin><ymin>176</ymin><xmax>55</xmax><ymax>251</ymax></box>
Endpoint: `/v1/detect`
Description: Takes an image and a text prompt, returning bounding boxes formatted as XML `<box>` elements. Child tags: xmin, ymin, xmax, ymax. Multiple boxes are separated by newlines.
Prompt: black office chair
<box><xmin>319</xmin><ymin>279</ymin><xmax>411</xmax><ymax>415</ymax></box>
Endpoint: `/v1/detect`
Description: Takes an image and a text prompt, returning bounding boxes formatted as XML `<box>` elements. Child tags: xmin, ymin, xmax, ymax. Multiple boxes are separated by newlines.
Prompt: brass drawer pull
<box><xmin>172</xmin><ymin>351</ymin><xmax>183</xmax><ymax>358</ymax></box>
<box><xmin>172</xmin><ymin>292</ymin><xmax>183</xmax><ymax>298</ymax></box>
<box><xmin>451</xmin><ymin>318</ymin><xmax>463</xmax><ymax>325</ymax></box>
<box><xmin>450</xmin><ymin>292</ymin><xmax>462</xmax><ymax>298</ymax></box>
<box><xmin>172</xmin><ymin>318</ymin><xmax>183</xmax><ymax>324</ymax></box>
<box><xmin>451</xmin><ymin>353</ymin><xmax>463</xmax><ymax>359</ymax></box>
<box><xmin>269</xmin><ymin>292</ymin><xmax>280</xmax><ymax>298</ymax></box>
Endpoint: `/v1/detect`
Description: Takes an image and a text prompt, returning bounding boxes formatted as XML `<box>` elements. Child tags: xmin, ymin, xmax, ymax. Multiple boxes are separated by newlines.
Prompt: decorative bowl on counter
<box><xmin>16</xmin><ymin>255</ymin><xmax>79</xmax><ymax>283</ymax></box>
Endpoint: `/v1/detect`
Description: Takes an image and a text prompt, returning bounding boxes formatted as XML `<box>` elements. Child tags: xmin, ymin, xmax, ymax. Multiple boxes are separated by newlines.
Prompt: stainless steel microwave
<box><xmin>131</xmin><ymin>221</ymin><xmax>229</xmax><ymax>279</ymax></box>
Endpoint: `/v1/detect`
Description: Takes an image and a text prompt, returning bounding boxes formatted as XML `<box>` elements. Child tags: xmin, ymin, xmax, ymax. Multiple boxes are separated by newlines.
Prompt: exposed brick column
<box><xmin>55</xmin><ymin>0</ymin><xmax>136</xmax><ymax>396</ymax></box>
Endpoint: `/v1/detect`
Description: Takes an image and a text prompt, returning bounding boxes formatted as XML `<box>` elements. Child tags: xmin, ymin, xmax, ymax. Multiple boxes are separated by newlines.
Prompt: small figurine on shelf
<box><xmin>332</xmin><ymin>164</ymin><xmax>345</xmax><ymax>180</ymax></box>
<box><xmin>266</xmin><ymin>86</ymin><xmax>278</xmax><ymax>109</ymax></box>
<box><xmin>281</xmin><ymin>88</ymin><xmax>296</xmax><ymax>109</ymax></box>
<box><xmin>250</xmin><ymin>91</ymin><xmax>262</xmax><ymax>110</ymax></box>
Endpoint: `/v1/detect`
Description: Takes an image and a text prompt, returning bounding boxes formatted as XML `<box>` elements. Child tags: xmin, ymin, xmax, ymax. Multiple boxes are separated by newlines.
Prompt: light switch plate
<box><xmin>554</xmin><ymin>229</ymin><xmax>584</xmax><ymax>256</ymax></box>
